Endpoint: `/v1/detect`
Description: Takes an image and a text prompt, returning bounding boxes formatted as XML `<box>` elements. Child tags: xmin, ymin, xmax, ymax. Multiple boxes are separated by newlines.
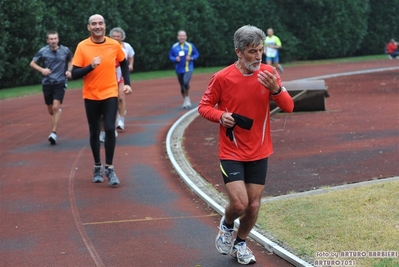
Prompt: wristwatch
<box><xmin>271</xmin><ymin>86</ymin><xmax>282</xmax><ymax>95</ymax></box>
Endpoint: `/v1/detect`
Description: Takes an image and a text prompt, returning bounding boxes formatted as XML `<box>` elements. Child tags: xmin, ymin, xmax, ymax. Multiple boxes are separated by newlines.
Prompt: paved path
<box><xmin>1</xmin><ymin>59</ymin><xmax>398</xmax><ymax>267</ymax></box>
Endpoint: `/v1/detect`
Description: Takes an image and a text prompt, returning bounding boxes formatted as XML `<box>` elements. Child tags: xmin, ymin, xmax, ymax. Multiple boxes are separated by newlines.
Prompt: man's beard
<box><xmin>241</xmin><ymin>59</ymin><xmax>261</xmax><ymax>73</ymax></box>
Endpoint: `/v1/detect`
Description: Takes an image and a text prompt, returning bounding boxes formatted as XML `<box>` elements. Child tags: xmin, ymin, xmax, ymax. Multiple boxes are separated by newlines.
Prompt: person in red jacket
<box><xmin>386</xmin><ymin>39</ymin><xmax>399</xmax><ymax>59</ymax></box>
<box><xmin>198</xmin><ymin>25</ymin><xmax>294</xmax><ymax>265</ymax></box>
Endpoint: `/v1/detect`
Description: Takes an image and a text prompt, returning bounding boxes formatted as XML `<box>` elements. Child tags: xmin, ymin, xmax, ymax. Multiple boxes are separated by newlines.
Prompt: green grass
<box><xmin>0</xmin><ymin>54</ymin><xmax>387</xmax><ymax>100</ymax></box>
<box><xmin>257</xmin><ymin>180</ymin><xmax>399</xmax><ymax>267</ymax></box>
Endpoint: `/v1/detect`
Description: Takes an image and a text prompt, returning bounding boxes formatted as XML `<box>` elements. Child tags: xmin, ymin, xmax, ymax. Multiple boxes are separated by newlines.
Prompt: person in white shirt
<box><xmin>110</xmin><ymin>27</ymin><xmax>135</xmax><ymax>131</ymax></box>
<box><xmin>264</xmin><ymin>28</ymin><xmax>284</xmax><ymax>73</ymax></box>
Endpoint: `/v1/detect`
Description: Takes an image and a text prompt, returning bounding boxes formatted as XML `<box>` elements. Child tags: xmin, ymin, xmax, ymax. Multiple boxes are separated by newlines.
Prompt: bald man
<box><xmin>71</xmin><ymin>14</ymin><xmax>132</xmax><ymax>186</ymax></box>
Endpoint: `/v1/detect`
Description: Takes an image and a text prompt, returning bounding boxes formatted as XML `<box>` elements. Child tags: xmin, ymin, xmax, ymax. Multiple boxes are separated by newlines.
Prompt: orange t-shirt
<box><xmin>72</xmin><ymin>37</ymin><xmax>125</xmax><ymax>100</ymax></box>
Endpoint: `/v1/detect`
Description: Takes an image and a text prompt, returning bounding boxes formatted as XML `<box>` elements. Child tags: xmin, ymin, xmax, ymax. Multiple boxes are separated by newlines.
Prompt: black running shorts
<box><xmin>42</xmin><ymin>83</ymin><xmax>66</xmax><ymax>105</ymax></box>
<box><xmin>220</xmin><ymin>158</ymin><xmax>268</xmax><ymax>185</ymax></box>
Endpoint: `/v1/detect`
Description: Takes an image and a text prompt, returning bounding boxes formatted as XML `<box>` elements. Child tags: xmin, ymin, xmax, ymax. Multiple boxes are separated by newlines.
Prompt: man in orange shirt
<box><xmin>71</xmin><ymin>14</ymin><xmax>132</xmax><ymax>186</ymax></box>
<box><xmin>198</xmin><ymin>25</ymin><xmax>293</xmax><ymax>265</ymax></box>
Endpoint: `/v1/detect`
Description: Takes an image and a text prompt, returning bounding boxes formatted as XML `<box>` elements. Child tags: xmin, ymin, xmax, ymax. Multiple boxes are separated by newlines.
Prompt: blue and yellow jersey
<box><xmin>169</xmin><ymin>41</ymin><xmax>199</xmax><ymax>74</ymax></box>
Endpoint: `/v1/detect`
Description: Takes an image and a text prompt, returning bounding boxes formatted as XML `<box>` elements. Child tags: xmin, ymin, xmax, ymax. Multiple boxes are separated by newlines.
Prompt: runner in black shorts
<box><xmin>198</xmin><ymin>25</ymin><xmax>294</xmax><ymax>264</ymax></box>
<box><xmin>30</xmin><ymin>30</ymin><xmax>73</xmax><ymax>145</ymax></box>
<box><xmin>220</xmin><ymin>158</ymin><xmax>268</xmax><ymax>185</ymax></box>
<box><xmin>42</xmin><ymin>83</ymin><xmax>66</xmax><ymax>106</ymax></box>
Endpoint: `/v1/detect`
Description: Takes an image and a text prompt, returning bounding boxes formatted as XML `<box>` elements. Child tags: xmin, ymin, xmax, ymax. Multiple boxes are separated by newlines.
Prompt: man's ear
<box><xmin>235</xmin><ymin>48</ymin><xmax>241</xmax><ymax>58</ymax></box>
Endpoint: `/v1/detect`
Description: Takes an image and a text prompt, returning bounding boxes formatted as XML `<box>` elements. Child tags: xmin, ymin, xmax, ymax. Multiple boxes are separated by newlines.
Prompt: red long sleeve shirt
<box><xmin>198</xmin><ymin>63</ymin><xmax>294</xmax><ymax>161</ymax></box>
<box><xmin>386</xmin><ymin>42</ymin><xmax>398</xmax><ymax>54</ymax></box>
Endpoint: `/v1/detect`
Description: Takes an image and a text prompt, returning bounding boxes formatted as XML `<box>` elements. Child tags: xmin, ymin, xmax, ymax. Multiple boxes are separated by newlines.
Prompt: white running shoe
<box><xmin>99</xmin><ymin>131</ymin><xmax>105</xmax><ymax>143</ymax></box>
<box><xmin>230</xmin><ymin>241</ymin><xmax>256</xmax><ymax>265</ymax></box>
<box><xmin>182</xmin><ymin>97</ymin><xmax>188</xmax><ymax>108</ymax></box>
<box><xmin>117</xmin><ymin>117</ymin><xmax>125</xmax><ymax>130</ymax></box>
<box><xmin>100</xmin><ymin>131</ymin><xmax>117</xmax><ymax>142</ymax></box>
<box><xmin>182</xmin><ymin>97</ymin><xmax>192</xmax><ymax>109</ymax></box>
<box><xmin>215</xmin><ymin>216</ymin><xmax>234</xmax><ymax>254</ymax></box>
<box><xmin>48</xmin><ymin>132</ymin><xmax>57</xmax><ymax>145</ymax></box>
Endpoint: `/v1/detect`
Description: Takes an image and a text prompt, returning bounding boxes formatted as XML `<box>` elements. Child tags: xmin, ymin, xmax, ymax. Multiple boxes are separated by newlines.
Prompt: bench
<box><xmin>270</xmin><ymin>79</ymin><xmax>328</xmax><ymax>114</ymax></box>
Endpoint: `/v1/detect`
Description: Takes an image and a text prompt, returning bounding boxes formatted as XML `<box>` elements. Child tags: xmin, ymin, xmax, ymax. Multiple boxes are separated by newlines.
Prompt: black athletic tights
<box><xmin>84</xmin><ymin>97</ymin><xmax>118</xmax><ymax>166</ymax></box>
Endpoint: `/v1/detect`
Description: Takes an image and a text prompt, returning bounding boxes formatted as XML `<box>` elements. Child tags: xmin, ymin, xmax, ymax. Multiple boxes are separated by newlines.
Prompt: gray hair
<box><xmin>109</xmin><ymin>27</ymin><xmax>126</xmax><ymax>40</ymax></box>
<box><xmin>234</xmin><ymin>25</ymin><xmax>266</xmax><ymax>52</ymax></box>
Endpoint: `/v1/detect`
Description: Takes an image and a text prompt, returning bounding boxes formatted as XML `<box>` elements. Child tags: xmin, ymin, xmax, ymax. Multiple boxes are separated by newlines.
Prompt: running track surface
<box><xmin>1</xmin><ymin>59</ymin><xmax>398</xmax><ymax>266</ymax></box>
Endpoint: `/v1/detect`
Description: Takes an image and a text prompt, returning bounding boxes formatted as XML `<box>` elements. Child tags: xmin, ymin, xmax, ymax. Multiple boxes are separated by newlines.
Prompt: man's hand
<box><xmin>65</xmin><ymin>70</ymin><xmax>72</xmax><ymax>79</ymax></box>
<box><xmin>123</xmin><ymin>85</ymin><xmax>132</xmax><ymax>95</ymax></box>
<box><xmin>42</xmin><ymin>68</ymin><xmax>51</xmax><ymax>76</ymax></box>
<box><xmin>91</xmin><ymin>56</ymin><xmax>101</xmax><ymax>69</ymax></box>
<box><xmin>257</xmin><ymin>68</ymin><xmax>280</xmax><ymax>94</ymax></box>
<box><xmin>220</xmin><ymin>112</ymin><xmax>235</xmax><ymax>128</ymax></box>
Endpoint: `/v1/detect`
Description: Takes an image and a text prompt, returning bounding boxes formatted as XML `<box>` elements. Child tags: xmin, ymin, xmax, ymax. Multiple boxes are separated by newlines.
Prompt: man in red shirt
<box><xmin>386</xmin><ymin>39</ymin><xmax>399</xmax><ymax>59</ymax></box>
<box><xmin>198</xmin><ymin>25</ymin><xmax>294</xmax><ymax>265</ymax></box>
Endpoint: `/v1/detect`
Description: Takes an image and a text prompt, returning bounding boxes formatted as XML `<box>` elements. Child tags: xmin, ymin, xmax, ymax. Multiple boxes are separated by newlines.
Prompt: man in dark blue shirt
<box><xmin>30</xmin><ymin>30</ymin><xmax>73</xmax><ymax>145</ymax></box>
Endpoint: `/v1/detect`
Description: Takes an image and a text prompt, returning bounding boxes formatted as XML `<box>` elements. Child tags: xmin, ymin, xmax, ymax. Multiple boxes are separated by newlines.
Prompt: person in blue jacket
<box><xmin>169</xmin><ymin>30</ymin><xmax>199</xmax><ymax>108</ymax></box>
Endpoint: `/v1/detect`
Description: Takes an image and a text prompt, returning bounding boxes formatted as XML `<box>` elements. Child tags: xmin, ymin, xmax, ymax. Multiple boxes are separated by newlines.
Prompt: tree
<box><xmin>0</xmin><ymin>0</ymin><xmax>394</xmax><ymax>89</ymax></box>
<box><xmin>357</xmin><ymin>0</ymin><xmax>399</xmax><ymax>55</ymax></box>
<box><xmin>0</xmin><ymin>0</ymin><xmax>46</xmax><ymax>88</ymax></box>
<box><xmin>276</xmin><ymin>0</ymin><xmax>370</xmax><ymax>60</ymax></box>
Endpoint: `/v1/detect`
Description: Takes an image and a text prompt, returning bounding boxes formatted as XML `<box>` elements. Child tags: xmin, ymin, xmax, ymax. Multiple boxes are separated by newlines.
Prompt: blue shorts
<box><xmin>220</xmin><ymin>158</ymin><xmax>268</xmax><ymax>185</ymax></box>
<box><xmin>177</xmin><ymin>71</ymin><xmax>193</xmax><ymax>94</ymax></box>
<box><xmin>266</xmin><ymin>54</ymin><xmax>280</xmax><ymax>64</ymax></box>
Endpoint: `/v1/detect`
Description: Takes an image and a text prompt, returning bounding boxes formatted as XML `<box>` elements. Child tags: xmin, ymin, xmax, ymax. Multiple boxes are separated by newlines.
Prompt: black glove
<box><xmin>226</xmin><ymin>124</ymin><xmax>236</xmax><ymax>141</ymax></box>
<box><xmin>226</xmin><ymin>113</ymin><xmax>253</xmax><ymax>141</ymax></box>
<box><xmin>232</xmin><ymin>113</ymin><xmax>253</xmax><ymax>130</ymax></box>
